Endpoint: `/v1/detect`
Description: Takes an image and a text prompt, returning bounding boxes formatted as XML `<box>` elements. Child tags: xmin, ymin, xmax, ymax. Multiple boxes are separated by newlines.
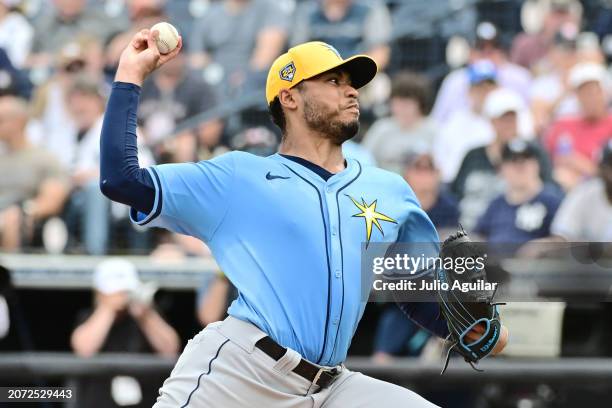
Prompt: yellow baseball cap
<box><xmin>265</xmin><ymin>41</ymin><xmax>378</xmax><ymax>104</ymax></box>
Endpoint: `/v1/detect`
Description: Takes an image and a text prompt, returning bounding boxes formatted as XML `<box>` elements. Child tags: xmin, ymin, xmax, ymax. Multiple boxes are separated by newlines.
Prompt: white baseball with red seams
<box><xmin>150</xmin><ymin>22</ymin><xmax>179</xmax><ymax>54</ymax></box>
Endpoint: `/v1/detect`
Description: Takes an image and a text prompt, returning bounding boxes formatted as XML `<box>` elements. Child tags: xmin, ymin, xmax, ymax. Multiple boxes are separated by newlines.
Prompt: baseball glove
<box><xmin>436</xmin><ymin>229</ymin><xmax>504</xmax><ymax>374</ymax></box>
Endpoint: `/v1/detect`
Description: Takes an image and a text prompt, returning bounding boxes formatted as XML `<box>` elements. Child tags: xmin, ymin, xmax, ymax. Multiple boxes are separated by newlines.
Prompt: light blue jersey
<box><xmin>131</xmin><ymin>152</ymin><xmax>439</xmax><ymax>366</ymax></box>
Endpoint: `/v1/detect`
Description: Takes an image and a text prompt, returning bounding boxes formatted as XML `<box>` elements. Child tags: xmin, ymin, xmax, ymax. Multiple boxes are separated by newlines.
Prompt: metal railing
<box><xmin>0</xmin><ymin>253</ymin><xmax>216</xmax><ymax>289</ymax></box>
<box><xmin>1</xmin><ymin>353</ymin><xmax>612</xmax><ymax>386</ymax></box>
<box><xmin>3</xmin><ymin>253</ymin><xmax>612</xmax><ymax>296</ymax></box>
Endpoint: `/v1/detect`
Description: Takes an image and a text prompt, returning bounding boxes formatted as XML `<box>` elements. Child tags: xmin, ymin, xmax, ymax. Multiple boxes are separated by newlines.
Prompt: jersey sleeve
<box><xmin>394</xmin><ymin>184</ymin><xmax>449</xmax><ymax>338</ymax></box>
<box><xmin>129</xmin><ymin>152</ymin><xmax>237</xmax><ymax>242</ymax></box>
<box><xmin>396</xmin><ymin>186</ymin><xmax>440</xmax><ymax>250</ymax></box>
<box><xmin>394</xmin><ymin>207</ymin><xmax>449</xmax><ymax>339</ymax></box>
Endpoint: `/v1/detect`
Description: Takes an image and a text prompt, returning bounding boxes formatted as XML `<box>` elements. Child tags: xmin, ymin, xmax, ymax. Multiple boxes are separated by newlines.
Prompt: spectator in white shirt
<box><xmin>0</xmin><ymin>0</ymin><xmax>33</xmax><ymax>68</ymax></box>
<box><xmin>551</xmin><ymin>140</ymin><xmax>612</xmax><ymax>241</ymax></box>
<box><xmin>433</xmin><ymin>60</ymin><xmax>497</xmax><ymax>183</ymax></box>
<box><xmin>362</xmin><ymin>71</ymin><xmax>436</xmax><ymax>174</ymax></box>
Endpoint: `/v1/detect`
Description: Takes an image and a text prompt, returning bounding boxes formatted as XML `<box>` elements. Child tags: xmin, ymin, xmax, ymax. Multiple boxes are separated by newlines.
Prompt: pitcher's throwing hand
<box><xmin>115</xmin><ymin>28</ymin><xmax>182</xmax><ymax>86</ymax></box>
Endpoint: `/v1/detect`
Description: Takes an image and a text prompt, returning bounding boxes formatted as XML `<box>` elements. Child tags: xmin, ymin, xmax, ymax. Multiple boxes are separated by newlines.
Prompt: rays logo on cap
<box><xmin>279</xmin><ymin>62</ymin><xmax>296</xmax><ymax>82</ymax></box>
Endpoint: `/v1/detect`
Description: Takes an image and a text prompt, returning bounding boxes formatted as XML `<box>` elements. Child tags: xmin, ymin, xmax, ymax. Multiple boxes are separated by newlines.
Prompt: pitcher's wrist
<box><xmin>114</xmin><ymin>66</ymin><xmax>145</xmax><ymax>86</ymax></box>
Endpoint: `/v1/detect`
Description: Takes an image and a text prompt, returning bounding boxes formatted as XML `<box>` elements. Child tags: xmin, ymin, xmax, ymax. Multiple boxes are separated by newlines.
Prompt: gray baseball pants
<box><xmin>153</xmin><ymin>316</ymin><xmax>439</xmax><ymax>408</ymax></box>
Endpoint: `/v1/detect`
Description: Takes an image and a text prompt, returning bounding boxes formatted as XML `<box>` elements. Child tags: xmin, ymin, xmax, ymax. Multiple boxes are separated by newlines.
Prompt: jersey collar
<box><xmin>270</xmin><ymin>153</ymin><xmax>360</xmax><ymax>189</ymax></box>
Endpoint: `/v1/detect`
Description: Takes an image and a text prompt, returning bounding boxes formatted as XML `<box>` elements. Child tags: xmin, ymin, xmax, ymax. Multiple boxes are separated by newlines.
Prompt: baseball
<box><xmin>151</xmin><ymin>22</ymin><xmax>180</xmax><ymax>54</ymax></box>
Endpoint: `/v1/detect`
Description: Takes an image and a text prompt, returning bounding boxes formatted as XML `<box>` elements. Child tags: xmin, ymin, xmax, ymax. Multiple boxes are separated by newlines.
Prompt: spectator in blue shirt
<box><xmin>474</xmin><ymin>140</ymin><xmax>563</xmax><ymax>245</ymax></box>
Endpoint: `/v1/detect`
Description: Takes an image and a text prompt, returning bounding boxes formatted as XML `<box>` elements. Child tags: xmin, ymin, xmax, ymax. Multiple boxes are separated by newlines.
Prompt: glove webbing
<box><xmin>439</xmin><ymin>283</ymin><xmax>505</xmax><ymax>375</ymax></box>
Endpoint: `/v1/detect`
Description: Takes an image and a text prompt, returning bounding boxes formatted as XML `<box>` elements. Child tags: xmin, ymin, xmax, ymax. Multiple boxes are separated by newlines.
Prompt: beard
<box><xmin>302</xmin><ymin>97</ymin><xmax>359</xmax><ymax>145</ymax></box>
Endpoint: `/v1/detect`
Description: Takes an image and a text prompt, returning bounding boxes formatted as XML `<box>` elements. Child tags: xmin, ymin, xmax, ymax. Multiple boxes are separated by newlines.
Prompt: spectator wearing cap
<box><xmin>291</xmin><ymin>0</ymin><xmax>392</xmax><ymax>70</ymax></box>
<box><xmin>452</xmin><ymin>88</ymin><xmax>552</xmax><ymax>230</ymax></box>
<box><xmin>71</xmin><ymin>258</ymin><xmax>179</xmax><ymax>407</ymax></box>
<box><xmin>433</xmin><ymin>60</ymin><xmax>498</xmax><ymax>182</ymax></box>
<box><xmin>0</xmin><ymin>96</ymin><xmax>69</xmax><ymax>251</ymax></box>
<box><xmin>361</xmin><ymin>71</ymin><xmax>436</xmax><ymax>173</ymax></box>
<box><xmin>27</xmin><ymin>0</ymin><xmax>126</xmax><ymax>68</ymax></box>
<box><xmin>511</xmin><ymin>0</ymin><xmax>582</xmax><ymax>70</ymax></box>
<box><xmin>0</xmin><ymin>0</ymin><xmax>32</xmax><ymax>69</ymax></box>
<box><xmin>544</xmin><ymin>62</ymin><xmax>612</xmax><ymax>191</ymax></box>
<box><xmin>530</xmin><ymin>26</ymin><xmax>606</xmax><ymax>134</ymax></box>
<box><xmin>474</xmin><ymin>140</ymin><xmax>563</xmax><ymax>244</ymax></box>
<box><xmin>432</xmin><ymin>21</ymin><xmax>532</xmax><ymax>124</ymax></box>
<box><xmin>189</xmin><ymin>0</ymin><xmax>289</xmax><ymax>98</ymax></box>
<box><xmin>551</xmin><ymin>140</ymin><xmax>612</xmax><ymax>241</ymax></box>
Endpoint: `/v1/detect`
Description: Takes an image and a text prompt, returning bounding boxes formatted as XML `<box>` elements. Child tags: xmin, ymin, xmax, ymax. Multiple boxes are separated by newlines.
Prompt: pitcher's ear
<box><xmin>279</xmin><ymin>88</ymin><xmax>299</xmax><ymax>111</ymax></box>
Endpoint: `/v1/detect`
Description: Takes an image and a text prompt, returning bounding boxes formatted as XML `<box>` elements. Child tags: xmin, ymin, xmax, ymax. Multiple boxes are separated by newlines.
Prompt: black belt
<box><xmin>255</xmin><ymin>336</ymin><xmax>341</xmax><ymax>389</ymax></box>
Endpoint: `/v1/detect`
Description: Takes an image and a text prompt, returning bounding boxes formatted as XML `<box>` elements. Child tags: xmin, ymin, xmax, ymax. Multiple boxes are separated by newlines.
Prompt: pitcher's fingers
<box><xmin>472</xmin><ymin>323</ymin><xmax>485</xmax><ymax>333</ymax></box>
<box><xmin>464</xmin><ymin>323</ymin><xmax>486</xmax><ymax>342</ymax></box>
<box><xmin>147</xmin><ymin>29</ymin><xmax>161</xmax><ymax>55</ymax></box>
<box><xmin>132</xmin><ymin>29</ymin><xmax>149</xmax><ymax>50</ymax></box>
<box><xmin>464</xmin><ymin>330</ymin><xmax>482</xmax><ymax>343</ymax></box>
<box><xmin>159</xmin><ymin>36</ymin><xmax>183</xmax><ymax>64</ymax></box>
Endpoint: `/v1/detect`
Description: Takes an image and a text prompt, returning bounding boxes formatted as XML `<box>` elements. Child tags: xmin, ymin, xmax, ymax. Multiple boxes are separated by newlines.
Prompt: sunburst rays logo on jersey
<box><xmin>347</xmin><ymin>195</ymin><xmax>397</xmax><ymax>247</ymax></box>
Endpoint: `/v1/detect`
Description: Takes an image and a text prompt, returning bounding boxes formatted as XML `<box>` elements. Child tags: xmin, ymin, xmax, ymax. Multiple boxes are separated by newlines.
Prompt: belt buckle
<box><xmin>312</xmin><ymin>366</ymin><xmax>340</xmax><ymax>388</ymax></box>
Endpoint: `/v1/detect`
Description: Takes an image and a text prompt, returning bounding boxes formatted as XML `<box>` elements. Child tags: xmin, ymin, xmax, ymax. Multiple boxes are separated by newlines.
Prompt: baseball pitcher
<box><xmin>100</xmin><ymin>29</ymin><xmax>508</xmax><ymax>407</ymax></box>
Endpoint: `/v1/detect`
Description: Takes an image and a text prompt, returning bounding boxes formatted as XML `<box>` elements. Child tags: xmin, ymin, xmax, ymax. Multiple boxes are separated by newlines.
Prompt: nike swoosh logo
<box><xmin>266</xmin><ymin>171</ymin><xmax>290</xmax><ymax>180</ymax></box>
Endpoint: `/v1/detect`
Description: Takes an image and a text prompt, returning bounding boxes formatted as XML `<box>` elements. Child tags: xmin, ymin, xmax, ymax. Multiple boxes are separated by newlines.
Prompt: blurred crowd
<box><xmin>0</xmin><ymin>0</ymin><xmax>610</xmax><ymax>405</ymax></box>
<box><xmin>2</xmin><ymin>0</ymin><xmax>612</xmax><ymax>358</ymax></box>
<box><xmin>0</xmin><ymin>0</ymin><xmax>610</xmax><ymax>257</ymax></box>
